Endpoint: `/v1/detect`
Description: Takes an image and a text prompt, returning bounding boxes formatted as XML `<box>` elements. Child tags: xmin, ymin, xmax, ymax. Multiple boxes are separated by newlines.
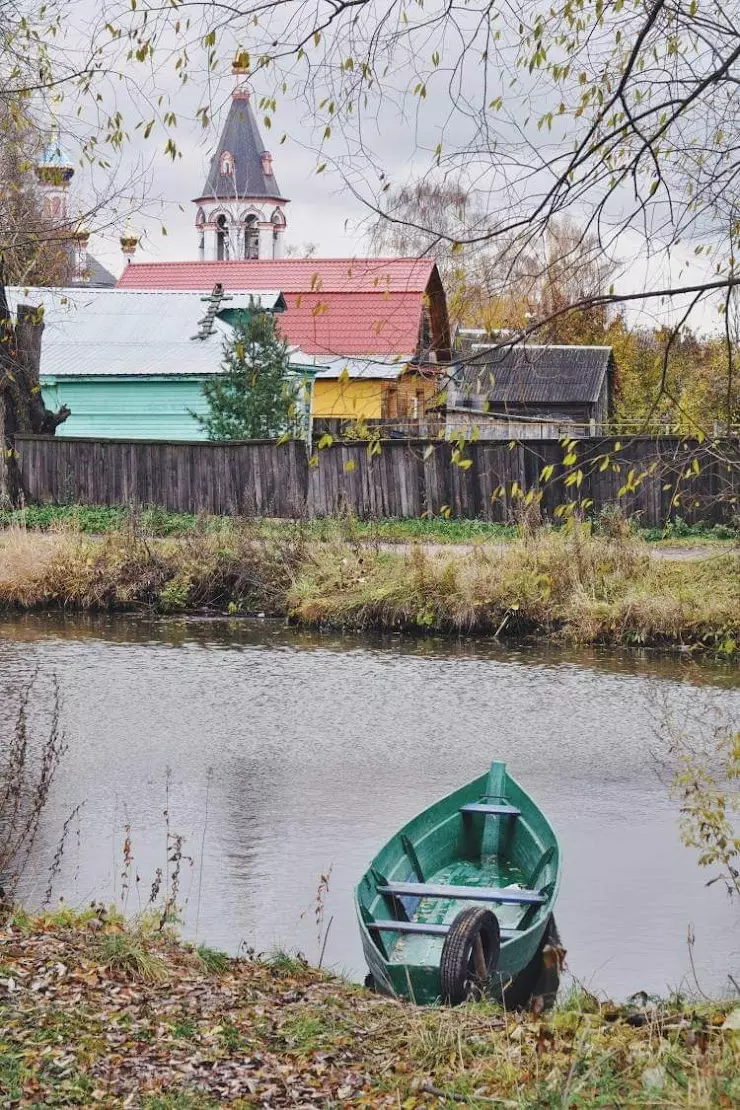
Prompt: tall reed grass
<box><xmin>0</xmin><ymin>672</ymin><xmax>67</xmax><ymax>905</ymax></box>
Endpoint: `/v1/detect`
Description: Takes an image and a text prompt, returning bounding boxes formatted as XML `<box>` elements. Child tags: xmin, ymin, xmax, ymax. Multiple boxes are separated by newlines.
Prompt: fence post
<box><xmin>0</xmin><ymin>395</ymin><xmax>10</xmax><ymax>507</ymax></box>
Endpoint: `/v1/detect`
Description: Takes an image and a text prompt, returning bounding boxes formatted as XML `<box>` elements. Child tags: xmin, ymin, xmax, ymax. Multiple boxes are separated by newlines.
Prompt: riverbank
<box><xmin>0</xmin><ymin>909</ymin><xmax>737</xmax><ymax>1108</ymax></box>
<box><xmin>0</xmin><ymin>522</ymin><xmax>737</xmax><ymax>651</ymax></box>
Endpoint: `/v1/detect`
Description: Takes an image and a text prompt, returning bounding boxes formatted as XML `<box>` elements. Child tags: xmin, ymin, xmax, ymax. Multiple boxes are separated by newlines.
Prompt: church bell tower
<box><xmin>35</xmin><ymin>127</ymin><xmax>75</xmax><ymax>223</ymax></box>
<box><xmin>193</xmin><ymin>57</ymin><xmax>289</xmax><ymax>261</ymax></box>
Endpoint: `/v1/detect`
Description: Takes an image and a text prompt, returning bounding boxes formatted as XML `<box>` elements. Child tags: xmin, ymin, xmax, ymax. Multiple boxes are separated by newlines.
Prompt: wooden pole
<box><xmin>0</xmin><ymin>392</ymin><xmax>11</xmax><ymax>508</ymax></box>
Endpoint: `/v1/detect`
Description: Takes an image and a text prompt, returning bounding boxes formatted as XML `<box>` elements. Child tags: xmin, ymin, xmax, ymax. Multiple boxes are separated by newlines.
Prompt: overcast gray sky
<box><xmin>48</xmin><ymin>0</ymin><xmax>726</xmax><ymax>333</ymax></box>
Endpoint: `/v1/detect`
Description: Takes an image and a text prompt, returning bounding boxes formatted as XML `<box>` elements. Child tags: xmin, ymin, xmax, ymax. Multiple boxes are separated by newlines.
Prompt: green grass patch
<box><xmin>0</xmin><ymin>503</ymin><xmax>522</xmax><ymax>543</ymax></box>
<box><xmin>310</xmin><ymin>514</ymin><xmax>519</xmax><ymax>543</ymax></box>
<box><xmin>2</xmin><ymin>501</ymin><xmax>737</xmax><ymax>546</ymax></box>
<box><xmin>0</xmin><ymin>1051</ymin><xmax>27</xmax><ymax>1103</ymax></box>
<box><xmin>637</xmin><ymin>513</ymin><xmax>738</xmax><ymax>543</ymax></box>
<box><xmin>195</xmin><ymin>943</ymin><xmax>231</xmax><ymax>974</ymax></box>
<box><xmin>0</xmin><ymin>503</ymin><xmax>203</xmax><ymax>536</ymax></box>
<box><xmin>169</xmin><ymin>1019</ymin><xmax>198</xmax><ymax>1040</ymax></box>
<box><xmin>266</xmin><ymin>949</ymin><xmax>312</xmax><ymax>975</ymax></box>
<box><xmin>275</xmin><ymin>1012</ymin><xmax>340</xmax><ymax>1052</ymax></box>
<box><xmin>97</xmin><ymin>930</ymin><xmax>170</xmax><ymax>982</ymax></box>
<box><xmin>217</xmin><ymin>1022</ymin><xmax>248</xmax><ymax>1052</ymax></box>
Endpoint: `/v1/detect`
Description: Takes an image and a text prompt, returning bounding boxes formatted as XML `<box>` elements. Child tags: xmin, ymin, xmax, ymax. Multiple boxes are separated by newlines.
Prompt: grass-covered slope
<box><xmin>0</xmin><ymin>520</ymin><xmax>737</xmax><ymax>650</ymax></box>
<box><xmin>288</xmin><ymin>532</ymin><xmax>739</xmax><ymax>650</ymax></box>
<box><xmin>0</xmin><ymin>909</ymin><xmax>738</xmax><ymax>1108</ymax></box>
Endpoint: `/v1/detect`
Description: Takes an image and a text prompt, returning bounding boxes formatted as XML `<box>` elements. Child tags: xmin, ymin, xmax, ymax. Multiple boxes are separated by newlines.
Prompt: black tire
<box><xmin>501</xmin><ymin>915</ymin><xmax>562</xmax><ymax>1011</ymax></box>
<box><xmin>440</xmin><ymin>906</ymin><xmax>501</xmax><ymax>1005</ymax></box>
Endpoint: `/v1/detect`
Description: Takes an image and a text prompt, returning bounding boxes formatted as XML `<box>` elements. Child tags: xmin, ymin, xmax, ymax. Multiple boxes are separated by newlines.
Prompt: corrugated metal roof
<box><xmin>297</xmin><ymin>355</ymin><xmax>413</xmax><ymax>380</ymax></box>
<box><xmin>197</xmin><ymin>94</ymin><xmax>285</xmax><ymax>201</ymax></box>
<box><xmin>117</xmin><ymin>258</ymin><xmax>437</xmax><ymax>356</ymax></box>
<box><xmin>455</xmin><ymin>345</ymin><xmax>613</xmax><ymax>405</ymax></box>
<box><xmin>5</xmin><ymin>287</ymin><xmax>286</xmax><ymax>378</ymax></box>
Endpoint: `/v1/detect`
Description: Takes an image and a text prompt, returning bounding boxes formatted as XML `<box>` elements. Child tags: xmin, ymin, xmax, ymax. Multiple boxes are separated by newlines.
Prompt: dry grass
<box><xmin>288</xmin><ymin>529</ymin><xmax>739</xmax><ymax>650</ymax></box>
<box><xmin>0</xmin><ymin>524</ymin><xmax>302</xmax><ymax>615</ymax></box>
<box><xmin>0</xmin><ymin>528</ymin><xmax>70</xmax><ymax>605</ymax></box>
<box><xmin>0</xmin><ymin>522</ymin><xmax>737</xmax><ymax>649</ymax></box>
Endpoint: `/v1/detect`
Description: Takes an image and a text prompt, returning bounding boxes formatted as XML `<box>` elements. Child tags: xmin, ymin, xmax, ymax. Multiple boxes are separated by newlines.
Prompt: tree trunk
<box><xmin>13</xmin><ymin>303</ymin><xmax>71</xmax><ymax>434</ymax></box>
<box><xmin>0</xmin><ymin>264</ymin><xmax>70</xmax><ymax>505</ymax></box>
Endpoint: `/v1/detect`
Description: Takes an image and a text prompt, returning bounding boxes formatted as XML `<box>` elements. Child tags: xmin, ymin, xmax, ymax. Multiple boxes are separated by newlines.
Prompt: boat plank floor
<box><xmin>380</xmin><ymin>859</ymin><xmax>529</xmax><ymax>965</ymax></box>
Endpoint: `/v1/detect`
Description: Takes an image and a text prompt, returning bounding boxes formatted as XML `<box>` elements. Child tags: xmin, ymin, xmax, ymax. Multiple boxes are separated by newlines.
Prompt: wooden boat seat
<box><xmin>460</xmin><ymin>803</ymin><xmax>521</xmax><ymax>817</ymax></box>
<box><xmin>377</xmin><ymin>881</ymin><xmax>546</xmax><ymax>905</ymax></box>
<box><xmin>369</xmin><ymin>919</ymin><xmax>516</xmax><ymax>939</ymax></box>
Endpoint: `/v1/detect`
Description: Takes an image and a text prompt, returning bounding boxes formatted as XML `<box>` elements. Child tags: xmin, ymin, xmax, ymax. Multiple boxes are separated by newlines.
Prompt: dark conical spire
<box><xmin>196</xmin><ymin>63</ymin><xmax>286</xmax><ymax>202</ymax></box>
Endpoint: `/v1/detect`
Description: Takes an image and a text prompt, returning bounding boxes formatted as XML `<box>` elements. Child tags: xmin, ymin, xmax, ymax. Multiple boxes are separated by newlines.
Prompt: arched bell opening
<box><xmin>216</xmin><ymin>214</ymin><xmax>230</xmax><ymax>261</ymax></box>
<box><xmin>244</xmin><ymin>214</ymin><xmax>259</xmax><ymax>259</ymax></box>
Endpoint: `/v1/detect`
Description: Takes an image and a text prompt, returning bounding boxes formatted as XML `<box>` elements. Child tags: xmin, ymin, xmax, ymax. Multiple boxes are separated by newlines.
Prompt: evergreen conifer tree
<box><xmin>196</xmin><ymin>311</ymin><xmax>299</xmax><ymax>440</ymax></box>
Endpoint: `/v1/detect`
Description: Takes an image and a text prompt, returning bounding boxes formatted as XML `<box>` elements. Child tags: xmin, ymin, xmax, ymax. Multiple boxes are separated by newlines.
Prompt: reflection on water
<box><xmin>3</xmin><ymin>611</ymin><xmax>739</xmax><ymax>688</ymax></box>
<box><xmin>1</xmin><ymin>613</ymin><xmax>738</xmax><ymax>1000</ymax></box>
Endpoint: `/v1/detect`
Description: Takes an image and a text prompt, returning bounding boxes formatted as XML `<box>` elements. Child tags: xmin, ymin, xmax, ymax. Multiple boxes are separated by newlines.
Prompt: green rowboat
<box><xmin>355</xmin><ymin>761</ymin><xmax>562</xmax><ymax>1006</ymax></box>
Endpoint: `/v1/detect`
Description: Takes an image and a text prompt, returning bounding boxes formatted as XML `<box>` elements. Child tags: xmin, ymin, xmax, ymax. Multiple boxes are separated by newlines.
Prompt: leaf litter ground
<box><xmin>0</xmin><ymin>908</ymin><xmax>738</xmax><ymax>1108</ymax></box>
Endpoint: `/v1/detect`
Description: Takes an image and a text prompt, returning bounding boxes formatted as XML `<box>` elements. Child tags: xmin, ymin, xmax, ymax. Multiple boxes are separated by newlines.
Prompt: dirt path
<box><xmin>374</xmin><ymin>541</ymin><xmax>737</xmax><ymax>561</ymax></box>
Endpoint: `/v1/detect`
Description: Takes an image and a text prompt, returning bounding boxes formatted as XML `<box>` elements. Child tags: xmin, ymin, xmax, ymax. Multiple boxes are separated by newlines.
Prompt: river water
<box><xmin>1</xmin><ymin>614</ymin><xmax>738</xmax><ymax>1000</ymax></box>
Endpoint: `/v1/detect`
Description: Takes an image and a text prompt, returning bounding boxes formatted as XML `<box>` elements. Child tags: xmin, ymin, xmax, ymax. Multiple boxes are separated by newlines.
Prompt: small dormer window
<box><xmin>260</xmin><ymin>151</ymin><xmax>273</xmax><ymax>176</ymax></box>
<box><xmin>220</xmin><ymin>151</ymin><xmax>234</xmax><ymax>176</ymax></box>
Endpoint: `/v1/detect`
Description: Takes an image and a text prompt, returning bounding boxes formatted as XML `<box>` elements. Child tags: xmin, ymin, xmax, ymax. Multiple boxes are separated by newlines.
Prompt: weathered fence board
<box><xmin>13</xmin><ymin>434</ymin><xmax>739</xmax><ymax>527</ymax></box>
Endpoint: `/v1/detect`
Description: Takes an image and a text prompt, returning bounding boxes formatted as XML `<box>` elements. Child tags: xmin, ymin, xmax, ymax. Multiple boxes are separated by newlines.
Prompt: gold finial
<box><xmin>120</xmin><ymin>220</ymin><xmax>140</xmax><ymax>261</ymax></box>
<box><xmin>232</xmin><ymin>49</ymin><xmax>250</xmax><ymax>75</ymax></box>
<box><xmin>232</xmin><ymin>50</ymin><xmax>251</xmax><ymax>99</ymax></box>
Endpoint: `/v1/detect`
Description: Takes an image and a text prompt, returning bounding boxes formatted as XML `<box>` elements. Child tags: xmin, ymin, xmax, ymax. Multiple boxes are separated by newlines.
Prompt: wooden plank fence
<box><xmin>14</xmin><ymin>434</ymin><xmax>740</xmax><ymax>527</ymax></box>
<box><xmin>14</xmin><ymin>436</ymin><xmax>308</xmax><ymax>518</ymax></box>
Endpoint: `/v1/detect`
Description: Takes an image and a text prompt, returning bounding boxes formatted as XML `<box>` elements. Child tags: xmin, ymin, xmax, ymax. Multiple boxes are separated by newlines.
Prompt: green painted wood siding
<box><xmin>40</xmin><ymin>376</ymin><xmax>210</xmax><ymax>440</ymax></box>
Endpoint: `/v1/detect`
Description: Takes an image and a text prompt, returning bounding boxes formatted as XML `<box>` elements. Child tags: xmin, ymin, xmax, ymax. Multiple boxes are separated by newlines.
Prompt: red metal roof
<box><xmin>279</xmin><ymin>291</ymin><xmax>423</xmax><ymax>356</ymax></box>
<box><xmin>116</xmin><ymin>258</ymin><xmax>435</xmax><ymax>356</ymax></box>
<box><xmin>117</xmin><ymin>258</ymin><xmax>435</xmax><ymax>293</ymax></box>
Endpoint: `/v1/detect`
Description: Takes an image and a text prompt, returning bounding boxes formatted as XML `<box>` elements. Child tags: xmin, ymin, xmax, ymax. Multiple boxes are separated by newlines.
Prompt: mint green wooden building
<box><xmin>40</xmin><ymin>375</ymin><xmax>215</xmax><ymax>440</ymax></box>
<box><xmin>6</xmin><ymin>286</ymin><xmax>305</xmax><ymax>440</ymax></box>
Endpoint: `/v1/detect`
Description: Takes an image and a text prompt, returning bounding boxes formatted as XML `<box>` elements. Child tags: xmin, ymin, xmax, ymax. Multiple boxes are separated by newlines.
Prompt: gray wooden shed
<box><xmin>447</xmin><ymin>344</ymin><xmax>615</xmax><ymax>439</ymax></box>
